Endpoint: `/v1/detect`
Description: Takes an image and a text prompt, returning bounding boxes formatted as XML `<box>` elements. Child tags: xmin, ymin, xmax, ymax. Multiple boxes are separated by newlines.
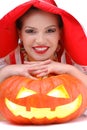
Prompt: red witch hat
<box><xmin>0</xmin><ymin>0</ymin><xmax>87</xmax><ymax>65</ymax></box>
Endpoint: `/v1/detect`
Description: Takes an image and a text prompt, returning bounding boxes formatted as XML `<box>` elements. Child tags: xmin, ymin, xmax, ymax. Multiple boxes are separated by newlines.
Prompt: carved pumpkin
<box><xmin>0</xmin><ymin>74</ymin><xmax>87</xmax><ymax>125</ymax></box>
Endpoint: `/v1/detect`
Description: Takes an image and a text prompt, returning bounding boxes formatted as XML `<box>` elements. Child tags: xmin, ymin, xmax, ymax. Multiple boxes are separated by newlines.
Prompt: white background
<box><xmin>55</xmin><ymin>0</ymin><xmax>87</xmax><ymax>35</ymax></box>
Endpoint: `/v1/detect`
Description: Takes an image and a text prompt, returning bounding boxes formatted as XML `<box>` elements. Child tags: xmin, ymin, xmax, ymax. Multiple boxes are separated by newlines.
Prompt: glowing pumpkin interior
<box><xmin>0</xmin><ymin>74</ymin><xmax>87</xmax><ymax>125</ymax></box>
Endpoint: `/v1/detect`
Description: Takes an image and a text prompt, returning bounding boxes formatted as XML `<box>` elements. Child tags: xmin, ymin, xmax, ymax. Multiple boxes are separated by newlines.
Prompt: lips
<box><xmin>32</xmin><ymin>46</ymin><xmax>49</xmax><ymax>54</ymax></box>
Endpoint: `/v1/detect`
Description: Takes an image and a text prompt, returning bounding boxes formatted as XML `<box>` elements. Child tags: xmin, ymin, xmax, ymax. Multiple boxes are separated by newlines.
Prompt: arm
<box><xmin>0</xmin><ymin>64</ymin><xmax>38</xmax><ymax>82</ymax></box>
<box><xmin>1</xmin><ymin>60</ymin><xmax>87</xmax><ymax>87</ymax></box>
<box><xmin>0</xmin><ymin>60</ymin><xmax>51</xmax><ymax>82</ymax></box>
<box><xmin>66</xmin><ymin>65</ymin><xmax>87</xmax><ymax>87</ymax></box>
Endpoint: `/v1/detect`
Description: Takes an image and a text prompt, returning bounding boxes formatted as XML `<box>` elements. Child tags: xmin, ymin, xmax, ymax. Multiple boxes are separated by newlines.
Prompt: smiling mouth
<box><xmin>5</xmin><ymin>94</ymin><xmax>82</xmax><ymax>119</ymax></box>
<box><xmin>32</xmin><ymin>46</ymin><xmax>49</xmax><ymax>54</ymax></box>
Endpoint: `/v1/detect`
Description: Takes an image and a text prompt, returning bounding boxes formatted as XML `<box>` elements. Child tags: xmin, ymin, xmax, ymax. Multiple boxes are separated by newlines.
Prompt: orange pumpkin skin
<box><xmin>0</xmin><ymin>74</ymin><xmax>87</xmax><ymax>125</ymax></box>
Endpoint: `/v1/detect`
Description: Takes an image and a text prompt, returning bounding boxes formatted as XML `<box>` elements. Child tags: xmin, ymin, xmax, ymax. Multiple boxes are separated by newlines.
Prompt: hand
<box><xmin>0</xmin><ymin>64</ymin><xmax>37</xmax><ymax>81</ymax></box>
<box><xmin>24</xmin><ymin>59</ymin><xmax>51</xmax><ymax>77</ymax></box>
<box><xmin>24</xmin><ymin>60</ymin><xmax>87</xmax><ymax>88</ymax></box>
<box><xmin>0</xmin><ymin>60</ymin><xmax>51</xmax><ymax>81</ymax></box>
<box><xmin>24</xmin><ymin>59</ymin><xmax>71</xmax><ymax>77</ymax></box>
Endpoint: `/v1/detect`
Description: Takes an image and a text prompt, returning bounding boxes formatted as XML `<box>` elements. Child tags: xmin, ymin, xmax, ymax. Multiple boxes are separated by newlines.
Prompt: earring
<box><xmin>18</xmin><ymin>38</ymin><xmax>22</xmax><ymax>44</ymax></box>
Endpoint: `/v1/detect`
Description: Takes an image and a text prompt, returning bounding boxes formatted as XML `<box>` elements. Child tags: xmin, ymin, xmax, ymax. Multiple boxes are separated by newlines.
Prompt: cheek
<box><xmin>22</xmin><ymin>35</ymin><xmax>34</xmax><ymax>48</ymax></box>
<box><xmin>22</xmin><ymin>36</ymin><xmax>31</xmax><ymax>49</ymax></box>
<box><xmin>52</xmin><ymin>34</ymin><xmax>60</xmax><ymax>51</ymax></box>
<box><xmin>21</xmin><ymin>32</ymin><xmax>30</xmax><ymax>43</ymax></box>
<box><xmin>51</xmin><ymin>41</ymin><xmax>58</xmax><ymax>51</ymax></box>
<box><xmin>49</xmin><ymin>33</ymin><xmax>60</xmax><ymax>46</ymax></box>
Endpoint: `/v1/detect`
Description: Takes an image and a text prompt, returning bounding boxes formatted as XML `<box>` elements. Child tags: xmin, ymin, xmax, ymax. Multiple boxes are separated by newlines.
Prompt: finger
<box><xmin>24</xmin><ymin>61</ymin><xmax>38</xmax><ymax>65</ymax></box>
<box><xmin>28</xmin><ymin>75</ymin><xmax>38</xmax><ymax>80</ymax></box>
<box><xmin>27</xmin><ymin>65</ymin><xmax>48</xmax><ymax>72</ymax></box>
<box><xmin>36</xmin><ymin>70</ymin><xmax>48</xmax><ymax>77</ymax></box>
<box><xmin>23</xmin><ymin>73</ymin><xmax>37</xmax><ymax>80</ymax></box>
<box><xmin>31</xmin><ymin>68</ymin><xmax>48</xmax><ymax>75</ymax></box>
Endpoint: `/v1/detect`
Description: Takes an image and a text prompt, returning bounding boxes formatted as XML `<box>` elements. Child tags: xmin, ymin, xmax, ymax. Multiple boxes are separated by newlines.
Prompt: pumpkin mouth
<box><xmin>5</xmin><ymin>94</ymin><xmax>82</xmax><ymax>119</ymax></box>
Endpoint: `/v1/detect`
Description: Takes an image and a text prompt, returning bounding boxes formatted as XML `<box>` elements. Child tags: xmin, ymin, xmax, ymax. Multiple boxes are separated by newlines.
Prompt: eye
<box><xmin>16</xmin><ymin>87</ymin><xmax>37</xmax><ymax>99</ymax></box>
<box><xmin>46</xmin><ymin>28</ymin><xmax>56</xmax><ymax>33</ymax></box>
<box><xmin>25</xmin><ymin>29</ymin><xmax>36</xmax><ymax>34</ymax></box>
<box><xmin>47</xmin><ymin>85</ymin><xmax>70</xmax><ymax>98</ymax></box>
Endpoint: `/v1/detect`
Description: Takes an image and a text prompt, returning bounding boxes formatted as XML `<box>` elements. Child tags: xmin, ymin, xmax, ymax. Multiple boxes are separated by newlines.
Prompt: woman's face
<box><xmin>19</xmin><ymin>9</ymin><xmax>61</xmax><ymax>61</ymax></box>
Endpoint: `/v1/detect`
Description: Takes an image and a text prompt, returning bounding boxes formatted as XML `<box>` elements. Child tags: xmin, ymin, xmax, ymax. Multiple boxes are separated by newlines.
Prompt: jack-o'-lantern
<box><xmin>0</xmin><ymin>74</ymin><xmax>87</xmax><ymax>125</ymax></box>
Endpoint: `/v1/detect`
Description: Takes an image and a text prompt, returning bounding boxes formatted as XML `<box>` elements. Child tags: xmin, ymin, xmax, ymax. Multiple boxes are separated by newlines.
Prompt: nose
<box><xmin>36</xmin><ymin>33</ymin><xmax>44</xmax><ymax>44</ymax></box>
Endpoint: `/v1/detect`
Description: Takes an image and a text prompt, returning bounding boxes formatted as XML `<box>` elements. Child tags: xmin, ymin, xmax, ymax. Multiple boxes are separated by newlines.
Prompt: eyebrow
<box><xmin>45</xmin><ymin>25</ymin><xmax>57</xmax><ymax>29</ymax></box>
<box><xmin>24</xmin><ymin>25</ymin><xmax>57</xmax><ymax>29</ymax></box>
<box><xmin>24</xmin><ymin>26</ymin><xmax>36</xmax><ymax>29</ymax></box>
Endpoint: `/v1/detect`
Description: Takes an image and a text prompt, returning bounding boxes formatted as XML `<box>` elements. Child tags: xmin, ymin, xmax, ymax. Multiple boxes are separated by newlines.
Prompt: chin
<box><xmin>33</xmin><ymin>57</ymin><xmax>49</xmax><ymax>61</ymax></box>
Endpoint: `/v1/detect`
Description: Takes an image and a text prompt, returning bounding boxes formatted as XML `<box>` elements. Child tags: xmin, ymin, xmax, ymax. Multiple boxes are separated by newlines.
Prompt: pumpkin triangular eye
<box><xmin>16</xmin><ymin>87</ymin><xmax>37</xmax><ymax>99</ymax></box>
<box><xmin>47</xmin><ymin>85</ymin><xmax>70</xmax><ymax>98</ymax></box>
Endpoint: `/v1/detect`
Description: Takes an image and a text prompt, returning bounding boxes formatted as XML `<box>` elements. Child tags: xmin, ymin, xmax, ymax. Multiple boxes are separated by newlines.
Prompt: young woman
<box><xmin>0</xmin><ymin>0</ymin><xmax>87</xmax><ymax>87</ymax></box>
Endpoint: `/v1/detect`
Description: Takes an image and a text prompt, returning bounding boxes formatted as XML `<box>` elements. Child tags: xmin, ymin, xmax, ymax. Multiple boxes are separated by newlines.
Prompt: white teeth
<box><xmin>34</xmin><ymin>47</ymin><xmax>47</xmax><ymax>51</ymax></box>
